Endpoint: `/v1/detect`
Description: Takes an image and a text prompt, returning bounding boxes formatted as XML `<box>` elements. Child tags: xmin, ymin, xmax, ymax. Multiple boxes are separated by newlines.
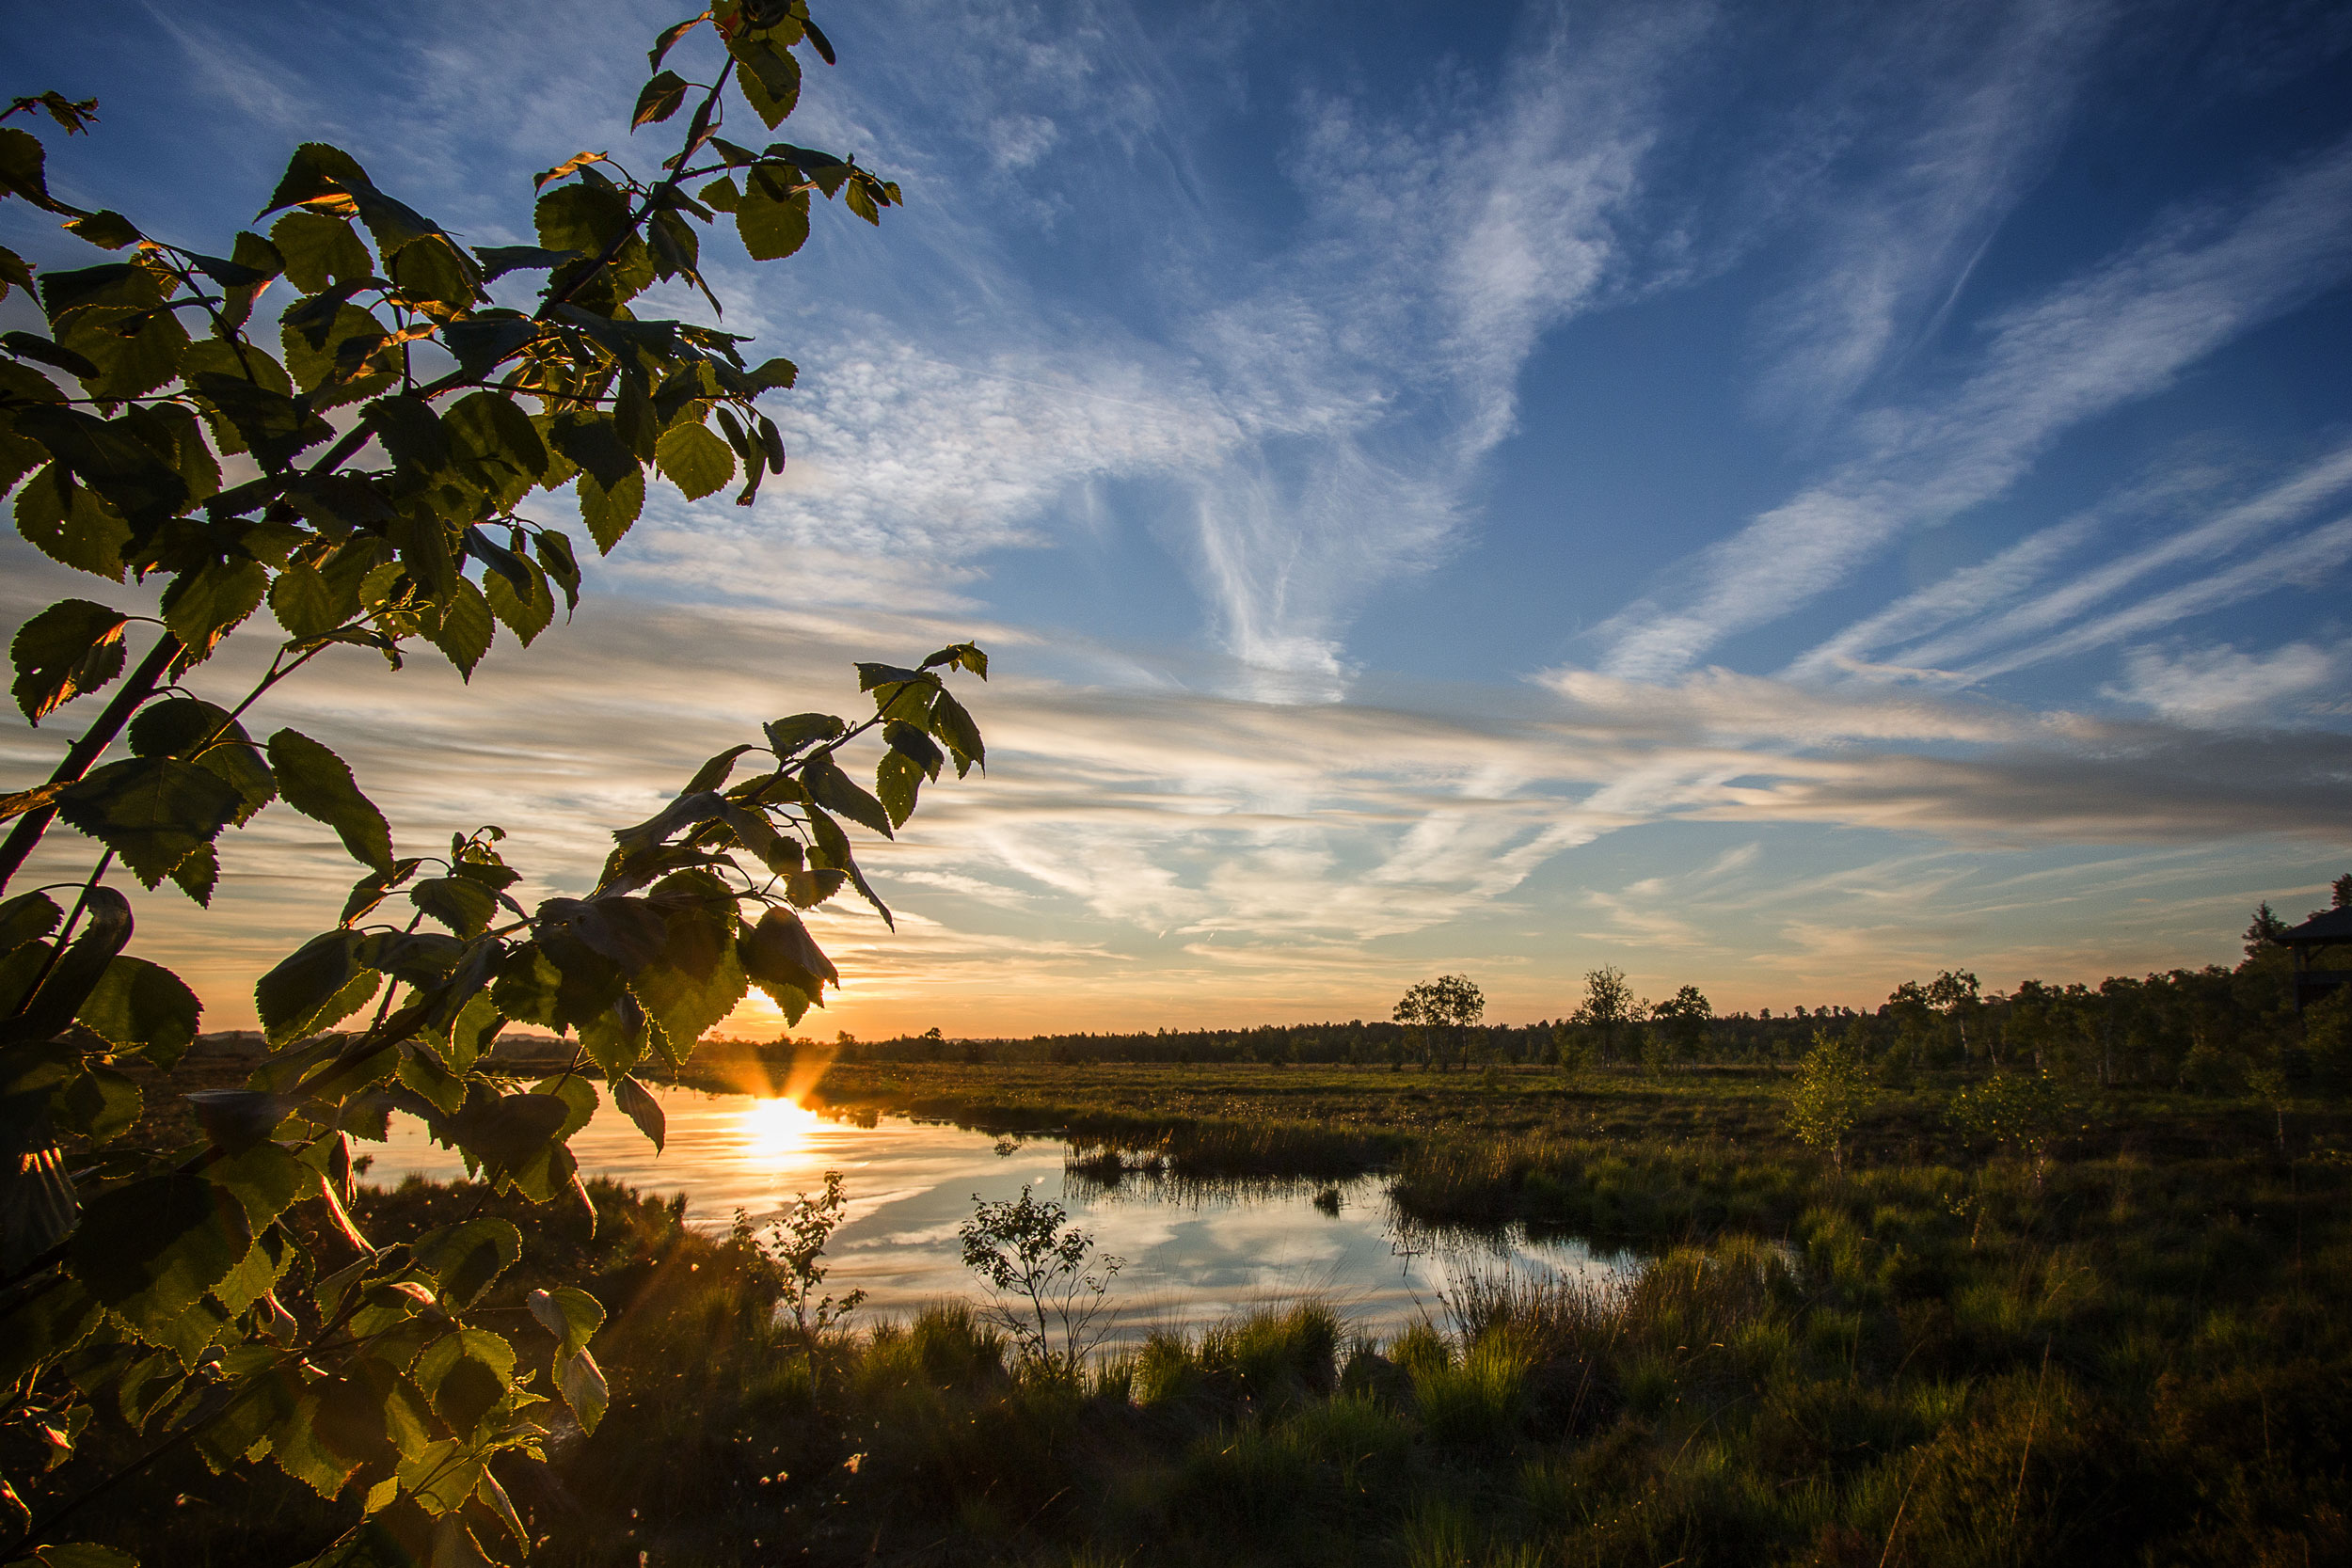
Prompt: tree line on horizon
<box><xmin>812</xmin><ymin>876</ymin><xmax>2352</xmax><ymax>1095</ymax></box>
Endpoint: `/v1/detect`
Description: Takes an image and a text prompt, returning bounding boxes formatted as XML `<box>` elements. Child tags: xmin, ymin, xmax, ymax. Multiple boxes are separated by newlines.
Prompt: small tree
<box><xmin>959</xmin><ymin>1186</ymin><xmax>1122</xmax><ymax>1378</ymax></box>
<box><xmin>767</xmin><ymin>1169</ymin><xmax>866</xmax><ymax>1356</ymax></box>
<box><xmin>1947</xmin><ymin>1069</ymin><xmax>2074</xmax><ymax>1186</ymax></box>
<box><xmin>1393</xmin><ymin>973</ymin><xmax>1485</xmax><ymax>1070</ymax></box>
<box><xmin>1785</xmin><ymin>1029</ymin><xmax>1875</xmax><ymax>1172</ymax></box>
<box><xmin>1572</xmin><ymin>965</ymin><xmax>1635</xmax><ymax>1063</ymax></box>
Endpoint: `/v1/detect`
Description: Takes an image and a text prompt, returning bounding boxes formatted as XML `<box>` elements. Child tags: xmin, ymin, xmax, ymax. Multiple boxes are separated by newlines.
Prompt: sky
<box><xmin>4</xmin><ymin>0</ymin><xmax>2350</xmax><ymax>1037</ymax></box>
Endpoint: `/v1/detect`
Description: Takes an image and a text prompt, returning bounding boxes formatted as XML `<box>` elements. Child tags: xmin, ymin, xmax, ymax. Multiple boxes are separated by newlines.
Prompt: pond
<box><xmin>370</xmin><ymin>1085</ymin><xmax>1637</xmax><ymax>1343</ymax></box>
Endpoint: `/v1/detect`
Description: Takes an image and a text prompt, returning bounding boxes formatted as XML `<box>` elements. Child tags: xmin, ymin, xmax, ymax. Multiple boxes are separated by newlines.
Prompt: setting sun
<box><xmin>737</xmin><ymin>1097</ymin><xmax>825</xmax><ymax>1165</ymax></box>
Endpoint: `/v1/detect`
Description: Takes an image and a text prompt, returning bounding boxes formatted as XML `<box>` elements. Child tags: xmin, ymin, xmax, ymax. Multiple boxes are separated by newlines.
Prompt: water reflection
<box><xmin>370</xmin><ymin>1084</ymin><xmax>1636</xmax><ymax>1342</ymax></box>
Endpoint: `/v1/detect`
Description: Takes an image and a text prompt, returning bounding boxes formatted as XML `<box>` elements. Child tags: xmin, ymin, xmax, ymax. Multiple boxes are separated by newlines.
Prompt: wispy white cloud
<box><xmin>1596</xmin><ymin>131</ymin><xmax>2352</xmax><ymax>678</ymax></box>
<box><xmin>2105</xmin><ymin>640</ymin><xmax>2347</xmax><ymax>726</ymax></box>
<box><xmin>1749</xmin><ymin>0</ymin><xmax>2111</xmax><ymax>420</ymax></box>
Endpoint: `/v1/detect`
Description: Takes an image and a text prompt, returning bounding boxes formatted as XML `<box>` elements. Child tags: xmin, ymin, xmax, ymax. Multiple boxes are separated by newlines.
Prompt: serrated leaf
<box><xmin>14</xmin><ymin>464</ymin><xmax>130</xmax><ymax>581</ymax></box>
<box><xmin>762</xmin><ymin>711</ymin><xmax>843</xmax><ymax>758</ymax></box>
<box><xmin>253</xmin><ymin>929</ymin><xmax>374</xmax><ymax>1046</ymax></box>
<box><xmin>577</xmin><ymin>467</ymin><xmax>644</xmax><ymax>554</ymax></box>
<box><xmin>739</xmin><ymin>907</ymin><xmax>837</xmax><ymax>1007</ymax></box>
<box><xmin>56</xmin><ymin>757</ymin><xmax>243</xmax><ymax>888</ymax></box>
<box><xmin>10</xmin><ymin>598</ymin><xmax>129</xmax><ymax>722</ymax></box>
<box><xmin>68</xmin><ymin>1172</ymin><xmax>253</xmax><ymax>1364</ymax></box>
<box><xmin>633</xmin><ymin>70</ymin><xmax>691</xmax><ymax>129</ymax></box>
<box><xmin>803</xmin><ymin>752</ymin><xmax>893</xmax><ymax>838</ymax></box>
<box><xmin>75</xmin><ymin>954</ymin><xmax>201</xmax><ymax>1068</ymax></box>
<box><xmin>424</xmin><ymin>576</ymin><xmax>495</xmax><ymax>680</ymax></box>
<box><xmin>653</xmin><ymin>420</ymin><xmax>735</xmax><ymax>500</ymax></box>
<box><xmin>735</xmin><ymin>165</ymin><xmax>810</xmax><ymax>260</ymax></box>
<box><xmin>409</xmin><ymin>876</ymin><xmax>498</xmax><ymax>938</ymax></box>
<box><xmin>268</xmin><ymin>729</ymin><xmax>394</xmax><ymax>874</ymax></box>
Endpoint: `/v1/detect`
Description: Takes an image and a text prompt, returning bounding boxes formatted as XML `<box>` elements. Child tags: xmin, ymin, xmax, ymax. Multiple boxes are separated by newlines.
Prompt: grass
<box><xmin>68</xmin><ymin>1060</ymin><xmax>2352</xmax><ymax>1565</ymax></box>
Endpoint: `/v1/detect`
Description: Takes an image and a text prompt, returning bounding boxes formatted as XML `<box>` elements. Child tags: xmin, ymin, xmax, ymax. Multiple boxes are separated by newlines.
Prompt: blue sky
<box><xmin>5</xmin><ymin>0</ymin><xmax>2349</xmax><ymax>1036</ymax></box>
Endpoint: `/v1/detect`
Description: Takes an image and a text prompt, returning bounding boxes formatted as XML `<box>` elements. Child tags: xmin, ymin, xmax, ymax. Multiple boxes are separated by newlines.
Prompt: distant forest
<box><xmin>809</xmin><ymin>885</ymin><xmax>2352</xmax><ymax>1093</ymax></box>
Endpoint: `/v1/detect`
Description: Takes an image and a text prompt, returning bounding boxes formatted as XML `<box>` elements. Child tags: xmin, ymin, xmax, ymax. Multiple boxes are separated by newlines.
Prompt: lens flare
<box><xmin>738</xmin><ymin>1096</ymin><xmax>823</xmax><ymax>1164</ymax></box>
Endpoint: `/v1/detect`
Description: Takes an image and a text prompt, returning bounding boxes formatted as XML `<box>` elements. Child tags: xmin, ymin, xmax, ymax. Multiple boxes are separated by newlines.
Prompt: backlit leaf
<box><xmin>10</xmin><ymin>597</ymin><xmax>128</xmax><ymax>721</ymax></box>
<box><xmin>269</xmin><ymin>729</ymin><xmax>394</xmax><ymax>874</ymax></box>
<box><xmin>653</xmin><ymin>420</ymin><xmax>735</xmax><ymax>500</ymax></box>
<box><xmin>56</xmin><ymin>756</ymin><xmax>243</xmax><ymax>888</ymax></box>
<box><xmin>252</xmin><ymin>929</ymin><xmax>373</xmax><ymax>1046</ymax></box>
<box><xmin>75</xmin><ymin>954</ymin><xmax>201</xmax><ymax>1068</ymax></box>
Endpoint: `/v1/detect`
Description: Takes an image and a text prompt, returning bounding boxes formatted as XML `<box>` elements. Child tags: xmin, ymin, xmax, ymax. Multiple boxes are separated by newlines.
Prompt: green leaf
<box><xmin>763</xmin><ymin>712</ymin><xmax>844</xmax><ymax>758</ymax></box>
<box><xmin>0</xmin><ymin>1146</ymin><xmax>80</xmax><ymax>1276</ymax></box>
<box><xmin>280</xmin><ymin>299</ymin><xmax>394</xmax><ymax>410</ymax></box>
<box><xmin>649</xmin><ymin>15</ymin><xmax>702</xmax><ymax>71</ymax></box>
<box><xmin>527</xmin><ymin>1283</ymin><xmax>607</xmax><ymax>1432</ymax></box>
<box><xmin>1</xmin><ymin>885</ymin><xmax>131</xmax><ymax>1049</ymax></box>
<box><xmin>268</xmin><ymin>729</ymin><xmax>394</xmax><ymax>874</ymax></box>
<box><xmin>411</xmin><ymin>1218</ymin><xmax>521</xmax><ymax>1310</ymax></box>
<box><xmin>14</xmin><ymin>465</ymin><xmax>130</xmax><ymax>581</ymax></box>
<box><xmin>612</xmin><ymin>1073</ymin><xmax>664</xmax><ymax>1152</ymax></box>
<box><xmin>56</xmin><ymin>1064</ymin><xmax>140</xmax><ymax>1143</ymax></box>
<box><xmin>0</xmin><ymin>890</ymin><xmax>62</xmax><ymax>951</ymax></box>
<box><xmin>633</xmin><ymin>70</ymin><xmax>691</xmax><ymax>129</ymax></box>
<box><xmin>482</xmin><ymin>553</ymin><xmax>554</xmax><ymax>647</ymax></box>
<box><xmin>526</xmin><ymin>1284</ymin><xmax>603</xmax><ymax>1360</ymax></box>
<box><xmin>168</xmin><ymin>842</ymin><xmax>219</xmax><ymax>907</ymax></box>
<box><xmin>75</xmin><ymin>955</ymin><xmax>201</xmax><ymax>1068</ymax></box>
<box><xmin>270</xmin><ymin>210</ymin><xmax>373</xmax><ymax>293</ymax></box>
<box><xmin>128</xmin><ymin>696</ymin><xmax>275</xmax><ymax>824</ymax></box>
<box><xmin>159</xmin><ymin>557</ymin><xmax>268</xmax><ymax>662</ymax></box>
<box><xmin>409</xmin><ymin>876</ymin><xmax>498</xmax><ymax>938</ymax></box>
<box><xmin>730</xmin><ymin>36</ymin><xmax>803</xmax><ymax>127</ymax></box>
<box><xmin>268</xmin><ymin>562</ymin><xmax>342</xmax><ymax>641</ymax></box>
<box><xmin>68</xmin><ymin>1171</ymin><xmax>254</xmax><ymax>1363</ymax></box>
<box><xmin>53</xmin><ymin>300</ymin><xmax>190</xmax><ymax>401</ymax></box>
<box><xmin>876</xmin><ymin>749</ymin><xmax>921</xmax><ymax>828</ymax></box>
<box><xmin>735</xmin><ymin>165</ymin><xmax>811</xmax><ymax>260</ymax></box>
<box><xmin>473</xmin><ymin>244</ymin><xmax>583</xmax><ymax>280</ymax></box>
<box><xmin>190</xmin><ymin>371</ymin><xmax>333</xmax><ymax>470</ymax></box>
<box><xmin>577</xmin><ymin>467</ymin><xmax>644</xmax><ymax>555</ymax></box>
<box><xmin>930</xmin><ymin>688</ymin><xmax>986</xmax><ymax>775</ymax></box>
<box><xmin>414</xmin><ymin>1327</ymin><xmax>516</xmax><ymax>1437</ymax></box>
<box><xmin>534</xmin><ymin>180</ymin><xmax>633</xmax><ymax>257</ymax></box>
<box><xmin>367</xmin><ymin>391</ymin><xmax>450</xmax><ymax>477</ymax></box>
<box><xmin>56</xmin><ymin>757</ymin><xmax>243</xmax><ymax>888</ymax></box>
<box><xmin>0</xmin><ymin>1275</ymin><xmax>101</xmax><ymax>1388</ymax></box>
<box><xmin>530</xmin><ymin>1073</ymin><xmax>597</xmax><ymax>1141</ymax></box>
<box><xmin>437</xmin><ymin>1086</ymin><xmax>571</xmax><ymax>1170</ymax></box>
<box><xmin>653</xmin><ymin>420</ymin><xmax>735</xmax><ymax>500</ymax></box>
<box><xmin>385</xmin><ymin>232</ymin><xmax>481</xmax><ymax>309</ymax></box>
<box><xmin>253</xmin><ymin>930</ymin><xmax>375</xmax><ymax>1047</ymax></box>
<box><xmin>206</xmin><ymin>1140</ymin><xmax>311</xmax><ymax>1231</ymax></box>
<box><xmin>628</xmin><ymin>872</ymin><xmax>748</xmax><ymax>1051</ymax></box>
<box><xmin>803</xmin><ymin>752</ymin><xmax>893</xmax><ymax>838</ymax></box>
<box><xmin>2</xmin><ymin>328</ymin><xmax>100</xmax><ymax>378</ymax></box>
<box><xmin>423</xmin><ymin>576</ymin><xmax>495</xmax><ymax>681</ymax></box>
<box><xmin>739</xmin><ymin>907</ymin><xmax>837</xmax><ymax>1008</ymax></box>
<box><xmin>11</xmin><ymin>598</ymin><xmax>129</xmax><ymax>722</ymax></box>
<box><xmin>211</xmin><ymin>1222</ymin><xmax>295</xmax><ymax>1318</ymax></box>
<box><xmin>442</xmin><ymin>390</ymin><xmax>548</xmax><ymax>510</ymax></box>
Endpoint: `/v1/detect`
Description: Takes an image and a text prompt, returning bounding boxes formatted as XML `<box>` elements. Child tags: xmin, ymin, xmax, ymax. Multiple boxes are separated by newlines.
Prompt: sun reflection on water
<box><xmin>737</xmin><ymin>1096</ymin><xmax>824</xmax><ymax>1164</ymax></box>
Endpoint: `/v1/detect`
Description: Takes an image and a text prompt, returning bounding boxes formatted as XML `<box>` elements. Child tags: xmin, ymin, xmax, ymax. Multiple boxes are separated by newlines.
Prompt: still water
<box><xmin>371</xmin><ymin>1085</ymin><xmax>1635</xmax><ymax>1342</ymax></box>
